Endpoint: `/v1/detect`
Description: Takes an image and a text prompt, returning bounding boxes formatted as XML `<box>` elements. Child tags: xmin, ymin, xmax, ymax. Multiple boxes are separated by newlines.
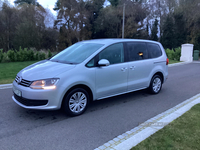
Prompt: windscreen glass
<box><xmin>50</xmin><ymin>43</ymin><xmax>104</xmax><ymax>64</ymax></box>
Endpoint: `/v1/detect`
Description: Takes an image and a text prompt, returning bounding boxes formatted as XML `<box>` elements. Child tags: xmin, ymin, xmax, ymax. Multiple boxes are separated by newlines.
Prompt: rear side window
<box><xmin>147</xmin><ymin>43</ymin><xmax>162</xmax><ymax>58</ymax></box>
<box><xmin>126</xmin><ymin>42</ymin><xmax>148</xmax><ymax>61</ymax></box>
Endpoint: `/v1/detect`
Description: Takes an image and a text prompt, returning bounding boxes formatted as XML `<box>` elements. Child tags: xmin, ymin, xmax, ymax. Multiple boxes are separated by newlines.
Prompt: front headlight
<box><xmin>30</xmin><ymin>78</ymin><xmax>59</xmax><ymax>90</ymax></box>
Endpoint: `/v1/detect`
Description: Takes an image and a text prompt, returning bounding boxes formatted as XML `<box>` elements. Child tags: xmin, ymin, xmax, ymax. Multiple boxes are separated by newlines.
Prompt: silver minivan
<box><xmin>12</xmin><ymin>39</ymin><xmax>168</xmax><ymax>116</ymax></box>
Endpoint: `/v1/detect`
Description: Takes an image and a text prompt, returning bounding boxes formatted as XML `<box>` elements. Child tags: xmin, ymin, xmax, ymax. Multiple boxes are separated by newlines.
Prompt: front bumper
<box><xmin>13</xmin><ymin>93</ymin><xmax>48</xmax><ymax>106</ymax></box>
<box><xmin>12</xmin><ymin>81</ymin><xmax>62</xmax><ymax>110</ymax></box>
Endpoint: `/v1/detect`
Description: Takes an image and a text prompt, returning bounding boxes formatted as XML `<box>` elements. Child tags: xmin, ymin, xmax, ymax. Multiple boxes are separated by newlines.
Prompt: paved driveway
<box><xmin>0</xmin><ymin>62</ymin><xmax>200</xmax><ymax>150</ymax></box>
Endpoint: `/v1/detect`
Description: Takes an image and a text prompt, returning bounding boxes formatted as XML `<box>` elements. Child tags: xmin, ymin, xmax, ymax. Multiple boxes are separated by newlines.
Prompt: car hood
<box><xmin>18</xmin><ymin>60</ymin><xmax>76</xmax><ymax>81</ymax></box>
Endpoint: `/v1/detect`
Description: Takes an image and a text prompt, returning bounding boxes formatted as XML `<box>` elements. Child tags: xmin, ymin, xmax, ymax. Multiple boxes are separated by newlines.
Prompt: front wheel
<box><xmin>148</xmin><ymin>75</ymin><xmax>162</xmax><ymax>94</ymax></box>
<box><xmin>63</xmin><ymin>88</ymin><xmax>89</xmax><ymax>116</ymax></box>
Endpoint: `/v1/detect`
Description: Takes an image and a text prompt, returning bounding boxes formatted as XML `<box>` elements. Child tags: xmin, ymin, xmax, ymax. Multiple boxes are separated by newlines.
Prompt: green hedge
<box><xmin>0</xmin><ymin>49</ymin><xmax>4</xmax><ymax>62</ymax></box>
<box><xmin>0</xmin><ymin>47</ymin><xmax>183</xmax><ymax>63</ymax></box>
<box><xmin>0</xmin><ymin>48</ymin><xmax>54</xmax><ymax>63</ymax></box>
<box><xmin>165</xmin><ymin>47</ymin><xmax>181</xmax><ymax>61</ymax></box>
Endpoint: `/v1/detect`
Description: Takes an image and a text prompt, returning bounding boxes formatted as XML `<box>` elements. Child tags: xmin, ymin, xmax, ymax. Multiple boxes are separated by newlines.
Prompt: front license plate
<box><xmin>13</xmin><ymin>86</ymin><xmax>22</xmax><ymax>97</ymax></box>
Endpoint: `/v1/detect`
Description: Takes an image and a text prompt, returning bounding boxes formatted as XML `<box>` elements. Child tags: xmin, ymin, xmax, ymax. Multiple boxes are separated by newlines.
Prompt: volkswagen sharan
<box><xmin>12</xmin><ymin>39</ymin><xmax>168</xmax><ymax>116</ymax></box>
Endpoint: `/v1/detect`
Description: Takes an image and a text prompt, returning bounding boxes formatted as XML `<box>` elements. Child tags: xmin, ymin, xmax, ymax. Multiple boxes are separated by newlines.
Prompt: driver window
<box><xmin>99</xmin><ymin>43</ymin><xmax>124</xmax><ymax>65</ymax></box>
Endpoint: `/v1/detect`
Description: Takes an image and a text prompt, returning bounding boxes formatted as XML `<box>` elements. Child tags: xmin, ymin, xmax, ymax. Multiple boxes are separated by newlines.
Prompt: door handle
<box><xmin>130</xmin><ymin>66</ymin><xmax>135</xmax><ymax>70</ymax></box>
<box><xmin>121</xmin><ymin>67</ymin><xmax>127</xmax><ymax>71</ymax></box>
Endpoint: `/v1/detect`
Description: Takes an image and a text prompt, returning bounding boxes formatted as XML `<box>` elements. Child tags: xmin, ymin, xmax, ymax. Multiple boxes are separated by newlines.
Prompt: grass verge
<box><xmin>131</xmin><ymin>104</ymin><xmax>200</xmax><ymax>150</ymax></box>
<box><xmin>0</xmin><ymin>61</ymin><xmax>38</xmax><ymax>84</ymax></box>
<box><xmin>169</xmin><ymin>59</ymin><xmax>180</xmax><ymax>64</ymax></box>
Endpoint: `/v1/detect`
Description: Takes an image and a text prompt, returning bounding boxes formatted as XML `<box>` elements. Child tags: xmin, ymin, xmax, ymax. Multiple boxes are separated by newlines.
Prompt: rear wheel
<box><xmin>148</xmin><ymin>75</ymin><xmax>162</xmax><ymax>94</ymax></box>
<box><xmin>63</xmin><ymin>88</ymin><xmax>89</xmax><ymax>116</ymax></box>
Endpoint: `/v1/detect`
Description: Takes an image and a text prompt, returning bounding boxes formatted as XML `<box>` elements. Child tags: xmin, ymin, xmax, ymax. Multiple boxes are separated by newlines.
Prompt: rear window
<box><xmin>126</xmin><ymin>42</ymin><xmax>148</xmax><ymax>61</ymax></box>
<box><xmin>147</xmin><ymin>43</ymin><xmax>162</xmax><ymax>58</ymax></box>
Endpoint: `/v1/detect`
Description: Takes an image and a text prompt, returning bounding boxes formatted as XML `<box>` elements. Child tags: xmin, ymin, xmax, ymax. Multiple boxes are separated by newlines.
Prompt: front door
<box><xmin>95</xmin><ymin>43</ymin><xmax>128</xmax><ymax>99</ymax></box>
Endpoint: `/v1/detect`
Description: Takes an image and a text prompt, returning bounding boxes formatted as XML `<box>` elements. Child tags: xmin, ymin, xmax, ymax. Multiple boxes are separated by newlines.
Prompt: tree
<box><xmin>173</xmin><ymin>11</ymin><xmax>187</xmax><ymax>47</ymax></box>
<box><xmin>14</xmin><ymin>18</ymin><xmax>41</xmax><ymax>49</ymax></box>
<box><xmin>150</xmin><ymin>19</ymin><xmax>158</xmax><ymax>41</ymax></box>
<box><xmin>13</xmin><ymin>3</ymin><xmax>47</xmax><ymax>50</ymax></box>
<box><xmin>108</xmin><ymin>0</ymin><xmax>119</xmax><ymax>7</ymax></box>
<box><xmin>0</xmin><ymin>0</ymin><xmax>57</xmax><ymax>51</ymax></box>
<box><xmin>14</xmin><ymin>0</ymin><xmax>39</xmax><ymax>5</ymax></box>
<box><xmin>94</xmin><ymin>6</ymin><xmax>121</xmax><ymax>38</ymax></box>
<box><xmin>160</xmin><ymin>15</ymin><xmax>175</xmax><ymax>49</ymax></box>
<box><xmin>85</xmin><ymin>0</ymin><xmax>105</xmax><ymax>38</ymax></box>
<box><xmin>14</xmin><ymin>0</ymin><xmax>45</xmax><ymax>13</ymax></box>
<box><xmin>95</xmin><ymin>0</ymin><xmax>148</xmax><ymax>39</ymax></box>
<box><xmin>179</xmin><ymin>0</ymin><xmax>200</xmax><ymax>50</ymax></box>
<box><xmin>13</xmin><ymin>0</ymin><xmax>58</xmax><ymax>51</ymax></box>
<box><xmin>120</xmin><ymin>0</ymin><xmax>148</xmax><ymax>38</ymax></box>
<box><xmin>0</xmin><ymin>2</ymin><xmax>18</xmax><ymax>51</ymax></box>
<box><xmin>144</xmin><ymin>0</ymin><xmax>178</xmax><ymax>38</ymax></box>
<box><xmin>54</xmin><ymin>0</ymin><xmax>93</xmax><ymax>50</ymax></box>
<box><xmin>53</xmin><ymin>0</ymin><xmax>61</xmax><ymax>11</ymax></box>
<box><xmin>41</xmin><ymin>28</ymin><xmax>58</xmax><ymax>51</ymax></box>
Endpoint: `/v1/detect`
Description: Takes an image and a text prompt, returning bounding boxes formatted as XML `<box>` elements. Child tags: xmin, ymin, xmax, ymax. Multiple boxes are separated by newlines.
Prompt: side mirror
<box><xmin>98</xmin><ymin>59</ymin><xmax>110</xmax><ymax>67</ymax></box>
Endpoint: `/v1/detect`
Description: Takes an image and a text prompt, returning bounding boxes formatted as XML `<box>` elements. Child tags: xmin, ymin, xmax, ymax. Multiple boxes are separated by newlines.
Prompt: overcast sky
<box><xmin>9</xmin><ymin>0</ymin><xmax>57</xmax><ymax>15</ymax></box>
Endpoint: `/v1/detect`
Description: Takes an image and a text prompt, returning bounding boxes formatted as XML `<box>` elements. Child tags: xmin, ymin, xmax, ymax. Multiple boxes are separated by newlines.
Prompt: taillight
<box><xmin>166</xmin><ymin>58</ymin><xmax>169</xmax><ymax>65</ymax></box>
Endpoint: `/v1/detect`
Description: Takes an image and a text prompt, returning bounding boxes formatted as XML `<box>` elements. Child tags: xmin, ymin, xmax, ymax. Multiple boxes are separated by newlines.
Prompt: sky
<box><xmin>9</xmin><ymin>0</ymin><xmax>57</xmax><ymax>15</ymax></box>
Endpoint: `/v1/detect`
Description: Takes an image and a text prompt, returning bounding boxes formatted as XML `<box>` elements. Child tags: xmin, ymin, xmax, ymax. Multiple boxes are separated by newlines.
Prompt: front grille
<box><xmin>15</xmin><ymin>76</ymin><xmax>32</xmax><ymax>87</ymax></box>
<box><xmin>14</xmin><ymin>94</ymin><xmax>48</xmax><ymax>106</ymax></box>
<box><xmin>20</xmin><ymin>79</ymin><xmax>32</xmax><ymax>87</ymax></box>
<box><xmin>15</xmin><ymin>76</ymin><xmax>20</xmax><ymax>83</ymax></box>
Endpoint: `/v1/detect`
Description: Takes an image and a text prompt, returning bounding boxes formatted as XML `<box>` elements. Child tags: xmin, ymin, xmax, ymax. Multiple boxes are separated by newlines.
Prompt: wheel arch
<box><xmin>61</xmin><ymin>84</ymin><xmax>93</xmax><ymax>108</ymax></box>
<box><xmin>151</xmin><ymin>72</ymin><xmax>164</xmax><ymax>85</ymax></box>
<box><xmin>148</xmin><ymin>72</ymin><xmax>163</xmax><ymax>94</ymax></box>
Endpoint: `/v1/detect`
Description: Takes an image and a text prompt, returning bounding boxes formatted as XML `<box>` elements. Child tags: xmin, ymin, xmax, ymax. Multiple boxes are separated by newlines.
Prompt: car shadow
<box><xmin>15</xmin><ymin>89</ymin><xmax>153</xmax><ymax>122</ymax></box>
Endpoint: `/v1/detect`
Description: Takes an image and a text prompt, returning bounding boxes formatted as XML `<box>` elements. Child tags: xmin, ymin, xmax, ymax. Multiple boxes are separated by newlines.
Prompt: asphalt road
<box><xmin>0</xmin><ymin>62</ymin><xmax>200</xmax><ymax>150</ymax></box>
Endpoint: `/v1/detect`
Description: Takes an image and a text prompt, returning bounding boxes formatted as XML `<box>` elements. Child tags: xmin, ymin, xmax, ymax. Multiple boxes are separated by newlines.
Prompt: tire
<box><xmin>148</xmin><ymin>75</ymin><xmax>162</xmax><ymax>94</ymax></box>
<box><xmin>63</xmin><ymin>88</ymin><xmax>89</xmax><ymax>116</ymax></box>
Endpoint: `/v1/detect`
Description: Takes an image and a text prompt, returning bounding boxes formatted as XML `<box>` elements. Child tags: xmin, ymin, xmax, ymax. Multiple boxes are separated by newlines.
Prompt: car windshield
<box><xmin>50</xmin><ymin>43</ymin><xmax>104</xmax><ymax>64</ymax></box>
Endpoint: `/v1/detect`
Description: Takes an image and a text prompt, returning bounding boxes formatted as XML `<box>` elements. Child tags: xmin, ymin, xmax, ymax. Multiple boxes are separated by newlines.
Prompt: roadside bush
<box><xmin>0</xmin><ymin>47</ymin><xmax>53</xmax><ymax>63</ymax></box>
<box><xmin>15</xmin><ymin>48</ymin><xmax>47</xmax><ymax>61</ymax></box>
<box><xmin>174</xmin><ymin>47</ymin><xmax>181</xmax><ymax>61</ymax></box>
<box><xmin>165</xmin><ymin>47</ymin><xmax>181</xmax><ymax>61</ymax></box>
<box><xmin>2</xmin><ymin>52</ymin><xmax>9</xmax><ymax>63</ymax></box>
<box><xmin>7</xmin><ymin>50</ymin><xmax>16</xmax><ymax>62</ymax></box>
<box><xmin>165</xmin><ymin>48</ymin><xmax>174</xmax><ymax>60</ymax></box>
<box><xmin>38</xmin><ymin>52</ymin><xmax>46</xmax><ymax>60</ymax></box>
<box><xmin>48</xmin><ymin>50</ymin><xmax>52</xmax><ymax>58</ymax></box>
<box><xmin>27</xmin><ymin>49</ymin><xmax>35</xmax><ymax>61</ymax></box>
<box><xmin>23</xmin><ymin>48</ymin><xmax>29</xmax><ymax>61</ymax></box>
<box><xmin>0</xmin><ymin>49</ymin><xmax>3</xmax><ymax>63</ymax></box>
<box><xmin>35</xmin><ymin>51</ymin><xmax>39</xmax><ymax>60</ymax></box>
<box><xmin>16</xmin><ymin>47</ymin><xmax>27</xmax><ymax>61</ymax></box>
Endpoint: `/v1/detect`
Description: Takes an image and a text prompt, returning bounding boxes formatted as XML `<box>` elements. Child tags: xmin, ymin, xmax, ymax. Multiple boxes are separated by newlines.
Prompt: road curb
<box><xmin>0</xmin><ymin>84</ymin><xmax>12</xmax><ymax>89</ymax></box>
<box><xmin>168</xmin><ymin>61</ymin><xmax>191</xmax><ymax>67</ymax></box>
<box><xmin>95</xmin><ymin>93</ymin><xmax>200</xmax><ymax>150</ymax></box>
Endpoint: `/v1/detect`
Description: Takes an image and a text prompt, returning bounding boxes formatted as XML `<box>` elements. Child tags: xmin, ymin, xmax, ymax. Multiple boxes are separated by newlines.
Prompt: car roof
<box><xmin>80</xmin><ymin>39</ymin><xmax>161</xmax><ymax>45</ymax></box>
